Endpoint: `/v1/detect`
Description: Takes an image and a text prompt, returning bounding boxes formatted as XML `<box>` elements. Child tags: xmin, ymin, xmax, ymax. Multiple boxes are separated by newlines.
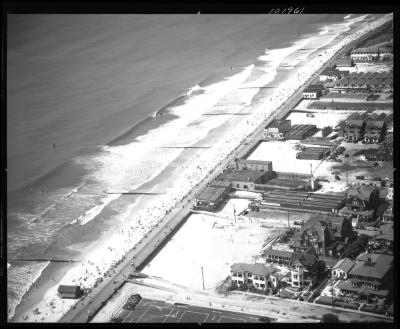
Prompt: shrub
<box><xmin>264</xmin><ymin>288</ymin><xmax>270</xmax><ymax>295</ymax></box>
<box><xmin>321</xmin><ymin>313</ymin><xmax>339</xmax><ymax>323</ymax></box>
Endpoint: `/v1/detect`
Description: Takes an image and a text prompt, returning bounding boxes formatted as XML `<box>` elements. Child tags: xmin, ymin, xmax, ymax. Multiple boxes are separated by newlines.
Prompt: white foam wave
<box><xmin>344</xmin><ymin>14</ymin><xmax>352</xmax><ymax>19</ymax></box>
<box><xmin>75</xmin><ymin>193</ymin><xmax>120</xmax><ymax>226</ymax></box>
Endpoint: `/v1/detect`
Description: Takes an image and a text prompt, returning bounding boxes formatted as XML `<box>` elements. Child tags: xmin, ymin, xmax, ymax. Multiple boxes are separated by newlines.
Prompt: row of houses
<box><xmin>330</xmin><ymin>72</ymin><xmax>393</xmax><ymax>94</ymax></box>
<box><xmin>350</xmin><ymin>46</ymin><xmax>393</xmax><ymax>61</ymax></box>
<box><xmin>343</xmin><ymin>117</ymin><xmax>387</xmax><ymax>143</ymax></box>
<box><xmin>231</xmin><ymin>246</ymin><xmax>321</xmax><ymax>291</ymax></box>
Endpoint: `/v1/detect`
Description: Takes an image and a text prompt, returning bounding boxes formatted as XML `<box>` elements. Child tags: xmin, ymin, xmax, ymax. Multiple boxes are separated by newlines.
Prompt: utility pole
<box><xmin>287</xmin><ymin>210</ymin><xmax>290</xmax><ymax>228</ymax></box>
<box><xmin>201</xmin><ymin>266</ymin><xmax>205</xmax><ymax>290</ymax></box>
<box><xmin>233</xmin><ymin>205</ymin><xmax>236</xmax><ymax>224</ymax></box>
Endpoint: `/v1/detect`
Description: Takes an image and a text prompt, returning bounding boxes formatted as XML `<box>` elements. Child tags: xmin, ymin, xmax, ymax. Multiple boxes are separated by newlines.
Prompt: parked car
<box><xmin>371</xmin><ymin>162</ymin><xmax>379</xmax><ymax>167</ymax></box>
<box><xmin>356</xmin><ymin>175</ymin><xmax>364</xmax><ymax>180</ymax></box>
<box><xmin>306</xmin><ymin>113</ymin><xmax>315</xmax><ymax>117</ymax></box>
<box><xmin>335</xmin><ymin>175</ymin><xmax>341</xmax><ymax>180</ymax></box>
<box><xmin>345</xmin><ymin>153</ymin><xmax>350</xmax><ymax>157</ymax></box>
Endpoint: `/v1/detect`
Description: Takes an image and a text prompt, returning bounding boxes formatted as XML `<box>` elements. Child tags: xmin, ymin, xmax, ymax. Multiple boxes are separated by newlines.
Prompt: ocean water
<box><xmin>7</xmin><ymin>13</ymin><xmax>364</xmax><ymax>318</ymax></box>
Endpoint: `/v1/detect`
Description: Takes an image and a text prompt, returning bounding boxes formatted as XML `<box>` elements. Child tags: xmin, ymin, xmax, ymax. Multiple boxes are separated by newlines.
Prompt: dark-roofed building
<box><xmin>364</xmin><ymin>146</ymin><xmax>388</xmax><ymax>162</ymax></box>
<box><xmin>230</xmin><ymin>263</ymin><xmax>279</xmax><ymax>291</ymax></box>
<box><xmin>345</xmin><ymin>186</ymin><xmax>378</xmax><ymax>213</ymax></box>
<box><xmin>363</xmin><ymin>120</ymin><xmax>386</xmax><ymax>143</ymax></box>
<box><xmin>219</xmin><ymin>170</ymin><xmax>268</xmax><ymax>191</ymax></box>
<box><xmin>375</xmin><ymin>224</ymin><xmax>393</xmax><ymax>248</ymax></box>
<box><xmin>290</xmin><ymin>247</ymin><xmax>320</xmax><ymax>289</ymax></box>
<box><xmin>302</xmin><ymin>85</ymin><xmax>324</xmax><ymax>99</ymax></box>
<box><xmin>345</xmin><ymin>252</ymin><xmax>393</xmax><ymax>296</ymax></box>
<box><xmin>350</xmin><ymin>47</ymin><xmax>379</xmax><ymax>61</ymax></box>
<box><xmin>344</xmin><ymin>120</ymin><xmax>365</xmax><ymax>142</ymax></box>
<box><xmin>264</xmin><ymin>119</ymin><xmax>291</xmax><ymax>140</ymax></box>
<box><xmin>382</xmin><ymin>205</ymin><xmax>393</xmax><ymax>223</ymax></box>
<box><xmin>292</xmin><ymin>214</ymin><xmax>353</xmax><ymax>257</ymax></box>
<box><xmin>194</xmin><ymin>185</ymin><xmax>230</xmax><ymax>211</ymax></box>
<box><xmin>331</xmin><ymin>258</ymin><xmax>355</xmax><ymax>280</ymax></box>
<box><xmin>58</xmin><ymin>285</ymin><xmax>83</xmax><ymax>299</ymax></box>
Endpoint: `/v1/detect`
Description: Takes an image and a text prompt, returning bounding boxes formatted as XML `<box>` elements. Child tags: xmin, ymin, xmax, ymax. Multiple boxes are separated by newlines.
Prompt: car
<box><xmin>345</xmin><ymin>153</ymin><xmax>349</xmax><ymax>157</ymax></box>
<box><xmin>371</xmin><ymin>162</ymin><xmax>379</xmax><ymax>167</ymax></box>
<box><xmin>259</xmin><ymin>317</ymin><xmax>270</xmax><ymax>323</ymax></box>
<box><xmin>335</xmin><ymin>175</ymin><xmax>341</xmax><ymax>180</ymax></box>
<box><xmin>306</xmin><ymin>113</ymin><xmax>315</xmax><ymax>118</ymax></box>
<box><xmin>356</xmin><ymin>175</ymin><xmax>364</xmax><ymax>180</ymax></box>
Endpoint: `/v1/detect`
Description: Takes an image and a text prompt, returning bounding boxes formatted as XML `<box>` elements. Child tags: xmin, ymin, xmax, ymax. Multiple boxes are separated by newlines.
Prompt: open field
<box><xmin>140</xmin><ymin>199</ymin><xmax>277</xmax><ymax>292</ymax></box>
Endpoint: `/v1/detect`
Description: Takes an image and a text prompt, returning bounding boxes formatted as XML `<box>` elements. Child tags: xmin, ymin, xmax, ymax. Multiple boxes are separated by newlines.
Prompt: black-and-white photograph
<box><xmin>3</xmin><ymin>3</ymin><xmax>396</xmax><ymax>324</ymax></box>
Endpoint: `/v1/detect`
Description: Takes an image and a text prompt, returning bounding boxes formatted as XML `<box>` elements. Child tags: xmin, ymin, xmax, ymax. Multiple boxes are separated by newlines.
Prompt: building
<box><xmin>264</xmin><ymin>248</ymin><xmax>295</xmax><ymax>265</ymax></box>
<box><xmin>236</xmin><ymin>159</ymin><xmax>273</xmax><ymax>172</ymax></box>
<box><xmin>230</xmin><ymin>263</ymin><xmax>279</xmax><ymax>291</ymax></box>
<box><xmin>302</xmin><ymin>85</ymin><xmax>324</xmax><ymax>99</ymax></box>
<box><xmin>337</xmin><ymin>252</ymin><xmax>393</xmax><ymax>300</ymax></box>
<box><xmin>194</xmin><ymin>185</ymin><xmax>230</xmax><ymax>211</ymax></box>
<box><xmin>290</xmin><ymin>247</ymin><xmax>320</xmax><ymax>289</ymax></box>
<box><xmin>375</xmin><ymin>224</ymin><xmax>393</xmax><ymax>248</ymax></box>
<box><xmin>363</xmin><ymin>121</ymin><xmax>386</xmax><ymax>143</ymax></box>
<box><xmin>345</xmin><ymin>186</ymin><xmax>378</xmax><ymax>212</ymax></box>
<box><xmin>364</xmin><ymin>146</ymin><xmax>388</xmax><ymax>162</ymax></box>
<box><xmin>219</xmin><ymin>170</ymin><xmax>268</xmax><ymax>191</ymax></box>
<box><xmin>58</xmin><ymin>285</ymin><xmax>83</xmax><ymax>299</ymax></box>
<box><xmin>319</xmin><ymin>69</ymin><xmax>342</xmax><ymax>82</ymax></box>
<box><xmin>291</xmin><ymin>214</ymin><xmax>353</xmax><ymax>258</ymax></box>
<box><xmin>331</xmin><ymin>72</ymin><xmax>393</xmax><ymax>94</ymax></box>
<box><xmin>264</xmin><ymin>119</ymin><xmax>291</xmax><ymax>140</ymax></box>
<box><xmin>286</xmin><ymin>124</ymin><xmax>318</xmax><ymax>140</ymax></box>
<box><xmin>382</xmin><ymin>205</ymin><xmax>393</xmax><ymax>223</ymax></box>
<box><xmin>331</xmin><ymin>258</ymin><xmax>355</xmax><ymax>280</ymax></box>
<box><xmin>350</xmin><ymin>47</ymin><xmax>379</xmax><ymax>61</ymax></box>
<box><xmin>335</xmin><ymin>58</ymin><xmax>353</xmax><ymax>71</ymax></box>
<box><xmin>379</xmin><ymin>47</ymin><xmax>393</xmax><ymax>60</ymax></box>
<box><xmin>343</xmin><ymin>120</ymin><xmax>365</xmax><ymax>142</ymax></box>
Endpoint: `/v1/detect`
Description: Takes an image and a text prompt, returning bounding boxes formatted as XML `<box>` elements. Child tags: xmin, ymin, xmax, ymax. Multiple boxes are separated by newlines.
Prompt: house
<box><xmin>343</xmin><ymin>120</ymin><xmax>365</xmax><ymax>142</ymax></box>
<box><xmin>350</xmin><ymin>47</ymin><xmax>379</xmax><ymax>61</ymax></box>
<box><xmin>331</xmin><ymin>258</ymin><xmax>355</xmax><ymax>280</ymax></box>
<box><xmin>290</xmin><ymin>247</ymin><xmax>320</xmax><ymax>289</ymax></box>
<box><xmin>236</xmin><ymin>159</ymin><xmax>273</xmax><ymax>173</ymax></box>
<box><xmin>291</xmin><ymin>214</ymin><xmax>353</xmax><ymax>258</ymax></box>
<box><xmin>341</xmin><ymin>252</ymin><xmax>393</xmax><ymax>298</ymax></box>
<box><xmin>345</xmin><ymin>186</ymin><xmax>378</xmax><ymax>212</ymax></box>
<box><xmin>378</xmin><ymin>47</ymin><xmax>393</xmax><ymax>60</ymax></box>
<box><xmin>375</xmin><ymin>224</ymin><xmax>393</xmax><ymax>248</ymax></box>
<box><xmin>194</xmin><ymin>184</ymin><xmax>230</xmax><ymax>211</ymax></box>
<box><xmin>337</xmin><ymin>252</ymin><xmax>393</xmax><ymax>300</ymax></box>
<box><xmin>382</xmin><ymin>205</ymin><xmax>392</xmax><ymax>222</ymax></box>
<box><xmin>264</xmin><ymin>119</ymin><xmax>291</xmax><ymax>140</ymax></box>
<box><xmin>230</xmin><ymin>263</ymin><xmax>279</xmax><ymax>291</ymax></box>
<box><xmin>335</xmin><ymin>58</ymin><xmax>353</xmax><ymax>71</ymax></box>
<box><xmin>58</xmin><ymin>285</ymin><xmax>83</xmax><ymax>299</ymax></box>
<box><xmin>264</xmin><ymin>248</ymin><xmax>295</xmax><ymax>265</ymax></box>
<box><xmin>286</xmin><ymin>124</ymin><xmax>318</xmax><ymax>140</ymax></box>
<box><xmin>219</xmin><ymin>170</ymin><xmax>268</xmax><ymax>191</ymax></box>
<box><xmin>363</xmin><ymin>121</ymin><xmax>386</xmax><ymax>143</ymax></box>
<box><xmin>302</xmin><ymin>85</ymin><xmax>324</xmax><ymax>99</ymax></box>
<box><xmin>319</xmin><ymin>69</ymin><xmax>342</xmax><ymax>82</ymax></box>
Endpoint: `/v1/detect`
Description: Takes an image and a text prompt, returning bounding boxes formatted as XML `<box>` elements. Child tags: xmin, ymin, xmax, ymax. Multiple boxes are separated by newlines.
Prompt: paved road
<box><xmin>60</xmin><ymin>19</ymin><xmax>390</xmax><ymax>323</ymax></box>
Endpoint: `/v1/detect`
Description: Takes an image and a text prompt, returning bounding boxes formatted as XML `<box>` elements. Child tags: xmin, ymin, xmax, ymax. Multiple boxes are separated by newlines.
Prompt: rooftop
<box><xmin>351</xmin><ymin>253</ymin><xmax>393</xmax><ymax>279</ymax></box>
<box><xmin>231</xmin><ymin>263</ymin><xmax>277</xmax><ymax>277</ymax></box>
<box><xmin>304</xmin><ymin>84</ymin><xmax>324</xmax><ymax>92</ymax></box>
<box><xmin>196</xmin><ymin>186</ymin><xmax>228</xmax><ymax>202</ymax></box>
<box><xmin>332</xmin><ymin>257</ymin><xmax>355</xmax><ymax>273</ymax></box>
<box><xmin>219</xmin><ymin>170</ymin><xmax>266</xmax><ymax>183</ymax></box>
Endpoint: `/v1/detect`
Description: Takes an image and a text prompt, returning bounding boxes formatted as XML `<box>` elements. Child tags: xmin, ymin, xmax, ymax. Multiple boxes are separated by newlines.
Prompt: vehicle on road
<box><xmin>356</xmin><ymin>175</ymin><xmax>364</xmax><ymax>180</ymax></box>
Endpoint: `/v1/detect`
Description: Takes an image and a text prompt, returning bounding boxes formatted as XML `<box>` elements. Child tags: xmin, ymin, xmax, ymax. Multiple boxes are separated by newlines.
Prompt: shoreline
<box><xmin>10</xmin><ymin>13</ymin><xmax>392</xmax><ymax>323</ymax></box>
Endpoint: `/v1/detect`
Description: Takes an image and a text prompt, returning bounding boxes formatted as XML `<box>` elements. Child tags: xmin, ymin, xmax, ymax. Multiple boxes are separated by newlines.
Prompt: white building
<box><xmin>302</xmin><ymin>85</ymin><xmax>324</xmax><ymax>99</ymax></box>
<box><xmin>331</xmin><ymin>258</ymin><xmax>355</xmax><ymax>280</ymax></box>
<box><xmin>379</xmin><ymin>47</ymin><xmax>393</xmax><ymax>60</ymax></box>
<box><xmin>350</xmin><ymin>47</ymin><xmax>379</xmax><ymax>61</ymax></box>
<box><xmin>230</xmin><ymin>263</ymin><xmax>279</xmax><ymax>291</ymax></box>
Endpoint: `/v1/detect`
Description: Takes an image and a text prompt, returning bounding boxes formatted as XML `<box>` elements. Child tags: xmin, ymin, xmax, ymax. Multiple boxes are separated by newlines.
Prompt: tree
<box><xmin>238</xmin><ymin>283</ymin><xmax>247</xmax><ymax>291</ymax></box>
<box><xmin>321</xmin><ymin>313</ymin><xmax>339</xmax><ymax>323</ymax></box>
<box><xmin>264</xmin><ymin>287</ymin><xmax>270</xmax><ymax>295</ymax></box>
<box><xmin>247</xmin><ymin>282</ymin><xmax>256</xmax><ymax>292</ymax></box>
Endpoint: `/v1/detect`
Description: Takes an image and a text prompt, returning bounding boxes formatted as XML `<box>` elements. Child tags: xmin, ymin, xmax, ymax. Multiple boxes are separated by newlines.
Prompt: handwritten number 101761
<box><xmin>268</xmin><ymin>7</ymin><xmax>305</xmax><ymax>14</ymax></box>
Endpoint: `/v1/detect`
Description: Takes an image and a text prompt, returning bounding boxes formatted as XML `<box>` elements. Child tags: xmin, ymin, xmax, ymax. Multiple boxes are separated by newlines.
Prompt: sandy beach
<box><xmin>9</xmin><ymin>13</ymin><xmax>393</xmax><ymax>323</ymax></box>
